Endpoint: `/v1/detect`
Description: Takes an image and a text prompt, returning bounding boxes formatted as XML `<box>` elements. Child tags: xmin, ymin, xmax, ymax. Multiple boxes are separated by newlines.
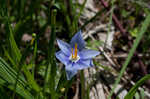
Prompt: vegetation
<box><xmin>0</xmin><ymin>0</ymin><xmax>150</xmax><ymax>99</ymax></box>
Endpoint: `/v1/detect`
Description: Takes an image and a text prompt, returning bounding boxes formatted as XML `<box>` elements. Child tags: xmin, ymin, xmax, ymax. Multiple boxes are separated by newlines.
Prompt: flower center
<box><xmin>69</xmin><ymin>43</ymin><xmax>80</xmax><ymax>63</ymax></box>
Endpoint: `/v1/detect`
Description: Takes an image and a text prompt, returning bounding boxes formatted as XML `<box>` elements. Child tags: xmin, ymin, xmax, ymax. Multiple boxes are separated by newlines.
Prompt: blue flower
<box><xmin>55</xmin><ymin>30</ymin><xmax>100</xmax><ymax>80</ymax></box>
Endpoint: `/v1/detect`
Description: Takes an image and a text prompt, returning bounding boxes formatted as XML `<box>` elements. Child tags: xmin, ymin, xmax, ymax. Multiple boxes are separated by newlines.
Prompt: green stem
<box><xmin>32</xmin><ymin>36</ymin><xmax>37</xmax><ymax>79</ymax></box>
<box><xmin>43</xmin><ymin>9</ymin><xmax>57</xmax><ymax>98</ymax></box>
<box><xmin>81</xmin><ymin>70</ymin><xmax>85</xmax><ymax>99</ymax></box>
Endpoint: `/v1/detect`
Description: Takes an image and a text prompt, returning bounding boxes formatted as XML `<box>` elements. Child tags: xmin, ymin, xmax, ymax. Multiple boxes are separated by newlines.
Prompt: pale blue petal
<box><xmin>73</xmin><ymin>59</ymin><xmax>93</xmax><ymax>70</ymax></box>
<box><xmin>55</xmin><ymin>51</ymin><xmax>69</xmax><ymax>65</ymax></box>
<box><xmin>79</xmin><ymin>49</ymin><xmax>100</xmax><ymax>59</ymax></box>
<box><xmin>81</xmin><ymin>59</ymin><xmax>93</xmax><ymax>67</ymax></box>
<box><xmin>65</xmin><ymin>63</ymin><xmax>78</xmax><ymax>80</ymax></box>
<box><xmin>57</xmin><ymin>39</ymin><xmax>71</xmax><ymax>56</ymax></box>
<box><xmin>70</xmin><ymin>30</ymin><xmax>85</xmax><ymax>51</ymax></box>
<box><xmin>65</xmin><ymin>59</ymin><xmax>94</xmax><ymax>80</ymax></box>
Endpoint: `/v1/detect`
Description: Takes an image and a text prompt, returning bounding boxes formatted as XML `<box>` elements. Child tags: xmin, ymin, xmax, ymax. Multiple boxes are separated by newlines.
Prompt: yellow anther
<box><xmin>71</xmin><ymin>43</ymin><xmax>78</xmax><ymax>59</ymax></box>
<box><xmin>74</xmin><ymin>43</ymin><xmax>78</xmax><ymax>59</ymax></box>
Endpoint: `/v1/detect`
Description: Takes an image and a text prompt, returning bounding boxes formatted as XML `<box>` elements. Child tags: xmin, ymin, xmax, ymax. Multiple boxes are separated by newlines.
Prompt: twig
<box><xmin>100</xmin><ymin>0</ymin><xmax>126</xmax><ymax>35</ymax></box>
<box><xmin>99</xmin><ymin>46</ymin><xmax>116</xmax><ymax>67</ymax></box>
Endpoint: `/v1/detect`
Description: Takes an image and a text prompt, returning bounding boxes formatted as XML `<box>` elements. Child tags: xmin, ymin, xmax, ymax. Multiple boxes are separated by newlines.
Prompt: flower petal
<box><xmin>64</xmin><ymin>59</ymin><xmax>94</xmax><ymax>80</ymax></box>
<box><xmin>79</xmin><ymin>49</ymin><xmax>100</xmax><ymax>59</ymax></box>
<box><xmin>81</xmin><ymin>59</ymin><xmax>94</xmax><ymax>67</ymax></box>
<box><xmin>70</xmin><ymin>30</ymin><xmax>85</xmax><ymax>51</ymax></box>
<box><xmin>72</xmin><ymin>59</ymin><xmax>93</xmax><ymax>70</ymax></box>
<box><xmin>65</xmin><ymin>63</ymin><xmax>78</xmax><ymax>80</ymax></box>
<box><xmin>55</xmin><ymin>51</ymin><xmax>69</xmax><ymax>65</ymax></box>
<box><xmin>57</xmin><ymin>39</ymin><xmax>71</xmax><ymax>56</ymax></box>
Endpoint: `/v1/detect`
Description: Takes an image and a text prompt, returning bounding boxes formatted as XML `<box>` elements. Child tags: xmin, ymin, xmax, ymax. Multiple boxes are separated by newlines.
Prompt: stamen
<box><xmin>74</xmin><ymin>43</ymin><xmax>78</xmax><ymax>59</ymax></box>
<box><xmin>69</xmin><ymin>43</ymin><xmax>80</xmax><ymax>63</ymax></box>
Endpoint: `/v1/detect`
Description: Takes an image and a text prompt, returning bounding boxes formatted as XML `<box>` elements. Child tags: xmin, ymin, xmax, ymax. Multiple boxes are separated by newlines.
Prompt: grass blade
<box><xmin>0</xmin><ymin>57</ymin><xmax>33</xmax><ymax>99</ymax></box>
<box><xmin>108</xmin><ymin>13</ymin><xmax>150</xmax><ymax>99</ymax></box>
<box><xmin>125</xmin><ymin>74</ymin><xmax>150</xmax><ymax>99</ymax></box>
<box><xmin>7</xmin><ymin>19</ymin><xmax>21</xmax><ymax>67</ymax></box>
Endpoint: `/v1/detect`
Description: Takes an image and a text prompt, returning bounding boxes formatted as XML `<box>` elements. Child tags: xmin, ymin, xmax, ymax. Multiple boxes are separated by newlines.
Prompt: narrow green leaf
<box><xmin>0</xmin><ymin>57</ymin><xmax>33</xmax><ymax>99</ymax></box>
<box><xmin>43</xmin><ymin>8</ymin><xmax>57</xmax><ymax>98</ymax></box>
<box><xmin>140</xmin><ymin>88</ymin><xmax>145</xmax><ymax>99</ymax></box>
<box><xmin>125</xmin><ymin>74</ymin><xmax>150</xmax><ymax>99</ymax></box>
<box><xmin>108</xmin><ymin>13</ymin><xmax>150</xmax><ymax>99</ymax></box>
<box><xmin>135</xmin><ymin>92</ymin><xmax>140</xmax><ymax>99</ymax></box>
<box><xmin>7</xmin><ymin>20</ymin><xmax>21</xmax><ymax>65</ymax></box>
<box><xmin>23</xmin><ymin>65</ymin><xmax>41</xmax><ymax>92</ymax></box>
